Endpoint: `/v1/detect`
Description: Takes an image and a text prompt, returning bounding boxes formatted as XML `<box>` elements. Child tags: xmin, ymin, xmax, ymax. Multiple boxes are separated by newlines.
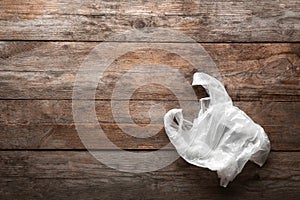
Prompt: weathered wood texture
<box><xmin>0</xmin><ymin>100</ymin><xmax>299</xmax><ymax>150</ymax></box>
<box><xmin>1</xmin><ymin>42</ymin><xmax>299</xmax><ymax>101</ymax></box>
<box><xmin>1</xmin><ymin>0</ymin><xmax>299</xmax><ymax>199</ymax></box>
<box><xmin>1</xmin><ymin>100</ymin><xmax>298</xmax><ymax>125</ymax></box>
<box><xmin>0</xmin><ymin>151</ymin><xmax>299</xmax><ymax>199</ymax></box>
<box><xmin>0</xmin><ymin>0</ymin><xmax>299</xmax><ymax>42</ymax></box>
<box><xmin>1</xmin><ymin>123</ymin><xmax>298</xmax><ymax>151</ymax></box>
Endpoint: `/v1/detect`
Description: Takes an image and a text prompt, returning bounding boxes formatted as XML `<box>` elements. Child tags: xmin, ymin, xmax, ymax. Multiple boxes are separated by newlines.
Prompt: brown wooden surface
<box><xmin>0</xmin><ymin>100</ymin><xmax>299</xmax><ymax>150</ymax></box>
<box><xmin>0</xmin><ymin>151</ymin><xmax>299</xmax><ymax>200</ymax></box>
<box><xmin>1</xmin><ymin>42</ymin><xmax>299</xmax><ymax>101</ymax></box>
<box><xmin>0</xmin><ymin>0</ymin><xmax>299</xmax><ymax>42</ymax></box>
<box><xmin>0</xmin><ymin>0</ymin><xmax>299</xmax><ymax>199</ymax></box>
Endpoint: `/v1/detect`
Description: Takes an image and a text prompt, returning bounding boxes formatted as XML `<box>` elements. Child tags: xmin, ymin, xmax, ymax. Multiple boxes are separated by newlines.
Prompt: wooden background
<box><xmin>0</xmin><ymin>0</ymin><xmax>299</xmax><ymax>199</ymax></box>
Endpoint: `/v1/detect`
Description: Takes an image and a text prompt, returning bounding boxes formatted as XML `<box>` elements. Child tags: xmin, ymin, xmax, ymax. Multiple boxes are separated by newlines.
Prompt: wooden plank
<box><xmin>0</xmin><ymin>124</ymin><xmax>298</xmax><ymax>151</ymax></box>
<box><xmin>0</xmin><ymin>0</ymin><xmax>299</xmax><ymax>42</ymax></box>
<box><xmin>0</xmin><ymin>100</ymin><xmax>298</xmax><ymax>125</ymax></box>
<box><xmin>0</xmin><ymin>100</ymin><xmax>298</xmax><ymax>150</ymax></box>
<box><xmin>1</xmin><ymin>42</ymin><xmax>299</xmax><ymax>101</ymax></box>
<box><xmin>0</xmin><ymin>151</ymin><xmax>299</xmax><ymax>199</ymax></box>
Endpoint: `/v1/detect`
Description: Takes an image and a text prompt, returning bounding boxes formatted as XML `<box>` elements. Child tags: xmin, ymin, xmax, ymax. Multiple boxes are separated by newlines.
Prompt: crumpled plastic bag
<box><xmin>164</xmin><ymin>72</ymin><xmax>270</xmax><ymax>187</ymax></box>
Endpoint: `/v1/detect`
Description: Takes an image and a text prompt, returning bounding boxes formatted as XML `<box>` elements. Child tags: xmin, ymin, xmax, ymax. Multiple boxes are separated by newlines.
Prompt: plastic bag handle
<box><xmin>164</xmin><ymin>109</ymin><xmax>183</xmax><ymax>137</ymax></box>
<box><xmin>192</xmin><ymin>73</ymin><xmax>232</xmax><ymax>106</ymax></box>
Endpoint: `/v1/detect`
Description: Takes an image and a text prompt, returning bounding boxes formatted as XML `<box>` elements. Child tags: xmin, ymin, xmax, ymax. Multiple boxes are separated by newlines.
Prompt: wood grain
<box><xmin>0</xmin><ymin>151</ymin><xmax>299</xmax><ymax>199</ymax></box>
<box><xmin>0</xmin><ymin>0</ymin><xmax>299</xmax><ymax>42</ymax></box>
<box><xmin>0</xmin><ymin>100</ymin><xmax>298</xmax><ymax>150</ymax></box>
<box><xmin>1</xmin><ymin>1</ymin><xmax>299</xmax><ymax>198</ymax></box>
<box><xmin>0</xmin><ymin>100</ymin><xmax>298</xmax><ymax>125</ymax></box>
<box><xmin>0</xmin><ymin>124</ymin><xmax>298</xmax><ymax>151</ymax></box>
<box><xmin>1</xmin><ymin>42</ymin><xmax>299</xmax><ymax>101</ymax></box>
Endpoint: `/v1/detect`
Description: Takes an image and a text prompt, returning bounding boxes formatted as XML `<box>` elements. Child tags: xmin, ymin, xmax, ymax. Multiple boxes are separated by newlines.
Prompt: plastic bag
<box><xmin>164</xmin><ymin>72</ymin><xmax>270</xmax><ymax>187</ymax></box>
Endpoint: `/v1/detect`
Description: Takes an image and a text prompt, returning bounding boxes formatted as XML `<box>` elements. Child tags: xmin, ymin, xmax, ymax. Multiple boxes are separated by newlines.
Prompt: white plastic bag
<box><xmin>164</xmin><ymin>72</ymin><xmax>270</xmax><ymax>187</ymax></box>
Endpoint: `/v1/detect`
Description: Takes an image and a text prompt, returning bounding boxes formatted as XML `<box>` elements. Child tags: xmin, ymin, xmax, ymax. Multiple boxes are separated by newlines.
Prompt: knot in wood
<box><xmin>132</xmin><ymin>19</ymin><xmax>146</xmax><ymax>29</ymax></box>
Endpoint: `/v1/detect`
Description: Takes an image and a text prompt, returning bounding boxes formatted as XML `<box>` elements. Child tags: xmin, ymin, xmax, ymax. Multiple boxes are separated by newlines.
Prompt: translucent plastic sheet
<box><xmin>164</xmin><ymin>72</ymin><xmax>270</xmax><ymax>187</ymax></box>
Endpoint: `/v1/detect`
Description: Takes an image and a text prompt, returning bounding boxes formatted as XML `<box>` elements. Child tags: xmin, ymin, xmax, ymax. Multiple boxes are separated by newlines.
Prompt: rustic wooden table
<box><xmin>0</xmin><ymin>0</ymin><xmax>299</xmax><ymax>199</ymax></box>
